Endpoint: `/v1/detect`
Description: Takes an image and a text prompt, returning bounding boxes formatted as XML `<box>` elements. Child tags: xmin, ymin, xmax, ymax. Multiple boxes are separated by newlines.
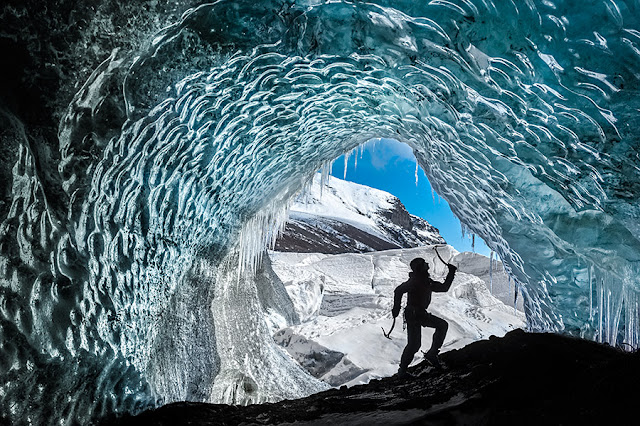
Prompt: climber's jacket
<box><xmin>392</xmin><ymin>265</ymin><xmax>456</xmax><ymax>316</ymax></box>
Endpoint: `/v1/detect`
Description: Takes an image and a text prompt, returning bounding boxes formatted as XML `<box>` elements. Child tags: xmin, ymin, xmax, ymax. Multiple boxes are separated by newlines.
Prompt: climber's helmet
<box><xmin>410</xmin><ymin>257</ymin><xmax>429</xmax><ymax>273</ymax></box>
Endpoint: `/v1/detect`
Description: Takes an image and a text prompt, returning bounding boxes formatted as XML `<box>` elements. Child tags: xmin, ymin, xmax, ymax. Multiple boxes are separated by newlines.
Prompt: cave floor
<box><xmin>104</xmin><ymin>329</ymin><xmax>639</xmax><ymax>425</ymax></box>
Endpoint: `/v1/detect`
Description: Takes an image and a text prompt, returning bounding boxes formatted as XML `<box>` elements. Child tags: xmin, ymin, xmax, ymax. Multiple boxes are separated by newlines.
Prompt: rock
<box><xmin>102</xmin><ymin>330</ymin><xmax>639</xmax><ymax>425</ymax></box>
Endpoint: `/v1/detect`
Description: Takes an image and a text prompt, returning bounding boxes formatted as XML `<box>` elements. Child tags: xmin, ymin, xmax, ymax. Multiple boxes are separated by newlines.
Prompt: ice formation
<box><xmin>1</xmin><ymin>0</ymin><xmax>640</xmax><ymax>423</ymax></box>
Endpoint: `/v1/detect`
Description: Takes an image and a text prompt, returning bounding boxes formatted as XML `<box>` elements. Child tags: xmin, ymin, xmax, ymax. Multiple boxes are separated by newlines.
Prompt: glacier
<box><xmin>1</xmin><ymin>0</ymin><xmax>640</xmax><ymax>423</ymax></box>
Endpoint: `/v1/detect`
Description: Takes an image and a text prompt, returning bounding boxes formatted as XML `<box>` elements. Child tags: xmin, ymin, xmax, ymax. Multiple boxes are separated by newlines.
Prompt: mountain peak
<box><xmin>274</xmin><ymin>174</ymin><xmax>445</xmax><ymax>254</ymax></box>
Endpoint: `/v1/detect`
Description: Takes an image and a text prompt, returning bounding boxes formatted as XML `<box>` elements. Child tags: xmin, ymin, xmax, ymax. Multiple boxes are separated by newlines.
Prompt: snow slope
<box><xmin>269</xmin><ymin>246</ymin><xmax>525</xmax><ymax>388</ymax></box>
<box><xmin>274</xmin><ymin>174</ymin><xmax>445</xmax><ymax>253</ymax></box>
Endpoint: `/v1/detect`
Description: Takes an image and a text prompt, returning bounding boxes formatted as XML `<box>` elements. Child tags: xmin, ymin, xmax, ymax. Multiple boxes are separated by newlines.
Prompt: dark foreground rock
<box><xmin>102</xmin><ymin>329</ymin><xmax>639</xmax><ymax>425</ymax></box>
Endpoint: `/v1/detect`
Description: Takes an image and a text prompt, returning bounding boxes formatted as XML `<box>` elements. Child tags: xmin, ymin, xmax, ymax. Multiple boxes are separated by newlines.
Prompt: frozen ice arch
<box><xmin>2</xmin><ymin>0</ymin><xmax>640</xmax><ymax>423</ymax></box>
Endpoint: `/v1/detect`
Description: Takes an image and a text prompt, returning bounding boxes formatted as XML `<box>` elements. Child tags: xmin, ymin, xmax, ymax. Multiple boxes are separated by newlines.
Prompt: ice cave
<box><xmin>1</xmin><ymin>0</ymin><xmax>639</xmax><ymax>423</ymax></box>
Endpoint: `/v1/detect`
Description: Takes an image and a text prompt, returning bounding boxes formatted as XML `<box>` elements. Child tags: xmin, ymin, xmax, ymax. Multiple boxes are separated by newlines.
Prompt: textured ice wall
<box><xmin>1</xmin><ymin>0</ymin><xmax>640</xmax><ymax>423</ymax></box>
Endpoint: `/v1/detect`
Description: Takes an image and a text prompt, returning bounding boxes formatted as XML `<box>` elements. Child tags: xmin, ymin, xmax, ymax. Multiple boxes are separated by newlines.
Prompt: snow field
<box><xmin>294</xmin><ymin>174</ymin><xmax>394</xmax><ymax>236</ymax></box>
<box><xmin>269</xmin><ymin>246</ymin><xmax>525</xmax><ymax>387</ymax></box>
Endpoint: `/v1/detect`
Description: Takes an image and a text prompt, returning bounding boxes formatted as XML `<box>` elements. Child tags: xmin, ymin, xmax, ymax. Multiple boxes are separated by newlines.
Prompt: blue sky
<box><xmin>329</xmin><ymin>138</ymin><xmax>491</xmax><ymax>256</ymax></box>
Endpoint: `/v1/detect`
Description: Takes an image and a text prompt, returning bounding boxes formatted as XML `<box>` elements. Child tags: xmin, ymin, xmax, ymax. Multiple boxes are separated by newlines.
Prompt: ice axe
<box><xmin>433</xmin><ymin>246</ymin><xmax>451</xmax><ymax>267</ymax></box>
<box><xmin>382</xmin><ymin>317</ymin><xmax>396</xmax><ymax>339</ymax></box>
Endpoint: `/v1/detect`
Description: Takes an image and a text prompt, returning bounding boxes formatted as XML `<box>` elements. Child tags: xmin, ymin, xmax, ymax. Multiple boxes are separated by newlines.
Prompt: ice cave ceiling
<box><xmin>1</xmin><ymin>0</ymin><xmax>640</xmax><ymax>423</ymax></box>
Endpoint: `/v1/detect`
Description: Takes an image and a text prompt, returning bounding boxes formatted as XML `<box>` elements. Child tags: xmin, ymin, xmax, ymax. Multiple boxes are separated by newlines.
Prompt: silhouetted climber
<box><xmin>392</xmin><ymin>256</ymin><xmax>456</xmax><ymax>378</ymax></box>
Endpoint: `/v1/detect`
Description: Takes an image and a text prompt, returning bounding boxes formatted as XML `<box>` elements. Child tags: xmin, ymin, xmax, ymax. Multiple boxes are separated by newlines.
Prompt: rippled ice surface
<box><xmin>2</xmin><ymin>0</ymin><xmax>640</xmax><ymax>423</ymax></box>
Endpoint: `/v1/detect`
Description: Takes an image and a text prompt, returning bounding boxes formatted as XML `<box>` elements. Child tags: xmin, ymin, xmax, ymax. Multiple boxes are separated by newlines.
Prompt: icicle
<box><xmin>587</xmin><ymin>270</ymin><xmax>624</xmax><ymax>346</ymax></box>
<box><xmin>625</xmin><ymin>289</ymin><xmax>640</xmax><ymax>349</ymax></box>
<box><xmin>319</xmin><ymin>161</ymin><xmax>332</xmax><ymax>196</ymax></box>
<box><xmin>299</xmin><ymin>177</ymin><xmax>313</xmax><ymax>205</ymax></box>
<box><xmin>588</xmin><ymin>265</ymin><xmax>593</xmax><ymax>320</ymax></box>
<box><xmin>624</xmin><ymin>288</ymin><xmax>640</xmax><ymax>349</ymax></box>
<box><xmin>343</xmin><ymin>149</ymin><xmax>352</xmax><ymax>180</ymax></box>
<box><xmin>489</xmin><ymin>250</ymin><xmax>494</xmax><ymax>293</ymax></box>
<box><xmin>631</xmin><ymin>299</ymin><xmax>636</xmax><ymax>348</ymax></box>
<box><xmin>354</xmin><ymin>149</ymin><xmax>359</xmax><ymax>171</ymax></box>
<box><xmin>414</xmin><ymin>161</ymin><xmax>419</xmax><ymax>187</ymax></box>
<box><xmin>237</xmin><ymin>196</ymin><xmax>292</xmax><ymax>278</ymax></box>
<box><xmin>600</xmin><ymin>273</ymin><xmax>624</xmax><ymax>346</ymax></box>
<box><xmin>598</xmin><ymin>276</ymin><xmax>604</xmax><ymax>343</ymax></box>
<box><xmin>514</xmin><ymin>280</ymin><xmax>518</xmax><ymax>313</ymax></box>
<box><xmin>606</xmin><ymin>288</ymin><xmax>611</xmax><ymax>344</ymax></box>
<box><xmin>460</xmin><ymin>223</ymin><xmax>467</xmax><ymax>239</ymax></box>
<box><xmin>472</xmin><ymin>234</ymin><xmax>475</xmax><ymax>253</ymax></box>
<box><xmin>343</xmin><ymin>156</ymin><xmax>348</xmax><ymax>179</ymax></box>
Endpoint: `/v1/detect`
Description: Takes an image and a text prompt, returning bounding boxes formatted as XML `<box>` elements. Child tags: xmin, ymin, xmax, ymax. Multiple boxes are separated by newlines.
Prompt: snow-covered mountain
<box><xmin>268</xmin><ymin>246</ymin><xmax>525</xmax><ymax>388</ymax></box>
<box><xmin>274</xmin><ymin>174</ymin><xmax>445</xmax><ymax>254</ymax></box>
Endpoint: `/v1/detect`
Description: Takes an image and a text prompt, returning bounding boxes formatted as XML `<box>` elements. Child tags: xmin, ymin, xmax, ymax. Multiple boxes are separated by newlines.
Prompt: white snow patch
<box><xmin>293</xmin><ymin>174</ymin><xmax>395</xmax><ymax>242</ymax></box>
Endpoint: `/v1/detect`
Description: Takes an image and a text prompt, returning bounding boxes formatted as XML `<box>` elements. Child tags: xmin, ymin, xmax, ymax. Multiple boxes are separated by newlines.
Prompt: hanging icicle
<box><xmin>236</xmin><ymin>197</ymin><xmax>292</xmax><ymax>279</ymax></box>
<box><xmin>606</xmin><ymin>287</ymin><xmax>612</xmax><ymax>344</ymax></box>
<box><xmin>354</xmin><ymin>147</ymin><xmax>359</xmax><ymax>171</ymax></box>
<box><xmin>598</xmin><ymin>276</ymin><xmax>604</xmax><ymax>343</ymax></box>
<box><xmin>489</xmin><ymin>250</ymin><xmax>494</xmax><ymax>293</ymax></box>
<box><xmin>414</xmin><ymin>161</ymin><xmax>419</xmax><ymax>187</ymax></box>
<box><xmin>624</xmin><ymin>288</ymin><xmax>640</xmax><ymax>349</ymax></box>
<box><xmin>472</xmin><ymin>234</ymin><xmax>475</xmax><ymax>253</ymax></box>
<box><xmin>319</xmin><ymin>161</ymin><xmax>332</xmax><ymax>196</ymax></box>
<box><xmin>342</xmin><ymin>147</ymin><xmax>358</xmax><ymax>180</ymax></box>
<box><xmin>588</xmin><ymin>264</ymin><xmax>593</xmax><ymax>321</ymax></box>
<box><xmin>343</xmin><ymin>151</ymin><xmax>349</xmax><ymax>180</ymax></box>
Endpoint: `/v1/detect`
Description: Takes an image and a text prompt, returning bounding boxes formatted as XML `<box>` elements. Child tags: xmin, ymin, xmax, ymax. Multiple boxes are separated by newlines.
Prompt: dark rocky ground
<box><xmin>102</xmin><ymin>329</ymin><xmax>639</xmax><ymax>425</ymax></box>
